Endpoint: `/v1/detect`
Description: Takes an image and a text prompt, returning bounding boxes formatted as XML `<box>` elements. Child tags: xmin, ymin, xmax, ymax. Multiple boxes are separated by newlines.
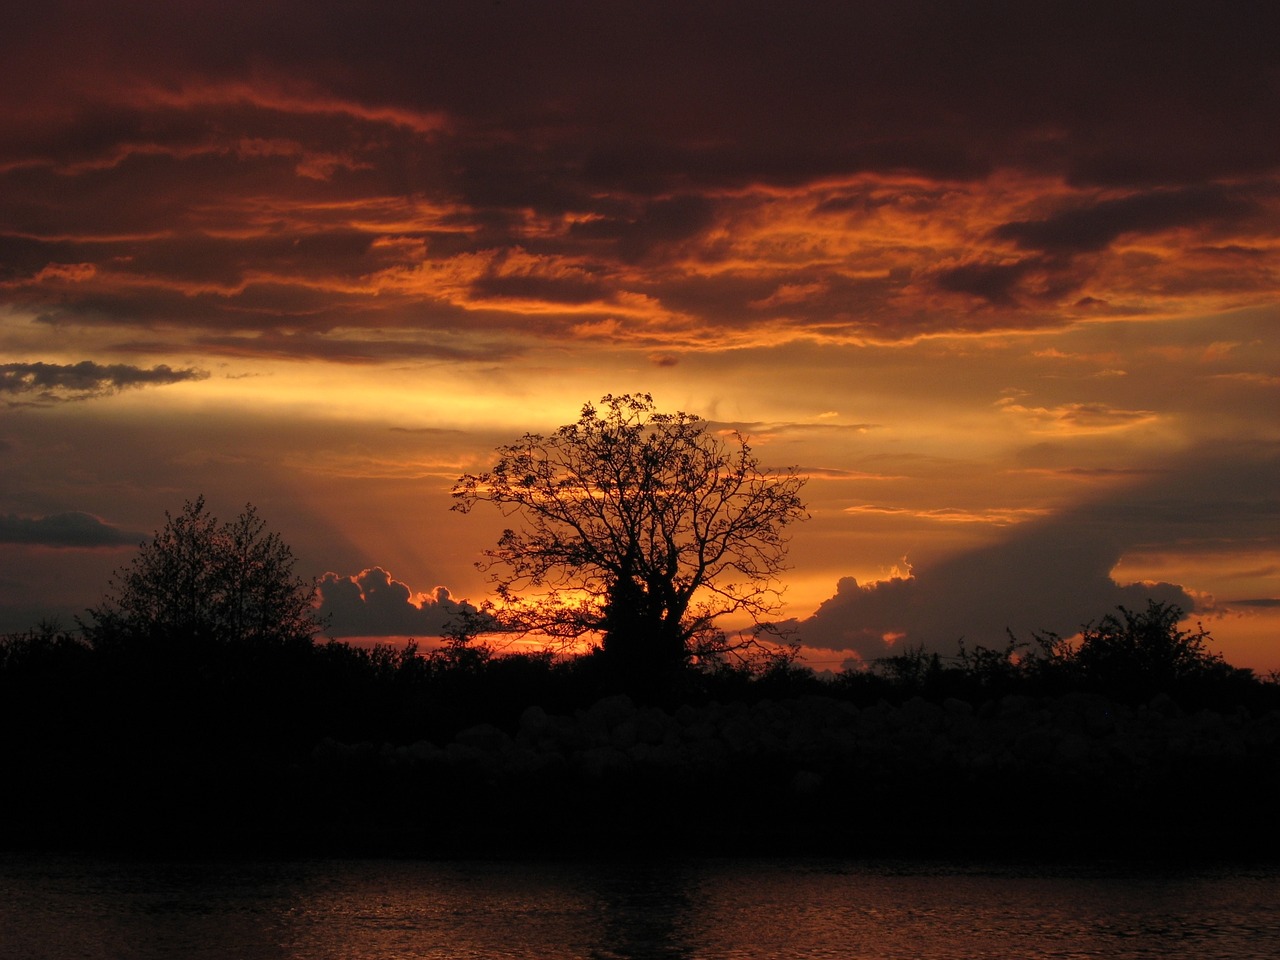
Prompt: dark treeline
<box><xmin>3</xmin><ymin>599</ymin><xmax>1279</xmax><ymax>860</ymax></box>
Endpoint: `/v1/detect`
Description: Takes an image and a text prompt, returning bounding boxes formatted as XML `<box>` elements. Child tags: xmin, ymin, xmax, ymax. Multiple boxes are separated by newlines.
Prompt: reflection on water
<box><xmin>2</xmin><ymin>854</ymin><xmax>1279</xmax><ymax>959</ymax></box>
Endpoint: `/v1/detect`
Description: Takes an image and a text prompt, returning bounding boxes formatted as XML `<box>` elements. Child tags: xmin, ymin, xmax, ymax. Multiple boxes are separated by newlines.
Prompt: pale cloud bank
<box><xmin>316</xmin><ymin>566</ymin><xmax>479</xmax><ymax>638</ymax></box>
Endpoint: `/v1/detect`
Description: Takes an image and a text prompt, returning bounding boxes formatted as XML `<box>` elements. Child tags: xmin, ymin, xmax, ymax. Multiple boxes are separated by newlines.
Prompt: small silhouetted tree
<box><xmin>84</xmin><ymin>495</ymin><xmax>322</xmax><ymax>650</ymax></box>
<box><xmin>452</xmin><ymin>394</ymin><xmax>808</xmax><ymax>689</ymax></box>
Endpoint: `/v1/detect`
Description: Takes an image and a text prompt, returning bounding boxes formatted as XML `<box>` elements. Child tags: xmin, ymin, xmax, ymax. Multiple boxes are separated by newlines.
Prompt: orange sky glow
<box><xmin>2</xmin><ymin>1</ymin><xmax>1278</xmax><ymax>671</ymax></box>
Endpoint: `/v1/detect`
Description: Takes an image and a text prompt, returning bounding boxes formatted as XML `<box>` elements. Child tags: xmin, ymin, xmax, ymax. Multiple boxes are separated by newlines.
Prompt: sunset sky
<box><xmin>2</xmin><ymin>1</ymin><xmax>1278</xmax><ymax>670</ymax></box>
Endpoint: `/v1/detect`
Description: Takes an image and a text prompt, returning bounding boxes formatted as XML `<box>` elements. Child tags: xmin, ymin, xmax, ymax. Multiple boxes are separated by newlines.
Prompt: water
<box><xmin>2</xmin><ymin>854</ymin><xmax>1279</xmax><ymax>959</ymax></box>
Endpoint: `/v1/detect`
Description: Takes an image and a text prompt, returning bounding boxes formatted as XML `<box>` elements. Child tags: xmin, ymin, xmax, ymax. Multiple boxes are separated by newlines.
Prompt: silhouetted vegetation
<box><xmin>83</xmin><ymin>496</ymin><xmax>323</xmax><ymax>652</ymax></box>
<box><xmin>822</xmin><ymin>601</ymin><xmax>1260</xmax><ymax>711</ymax></box>
<box><xmin>452</xmin><ymin>393</ymin><xmax>808</xmax><ymax>695</ymax></box>
<box><xmin>2</xmin><ymin>496</ymin><xmax>1278</xmax><ymax>860</ymax></box>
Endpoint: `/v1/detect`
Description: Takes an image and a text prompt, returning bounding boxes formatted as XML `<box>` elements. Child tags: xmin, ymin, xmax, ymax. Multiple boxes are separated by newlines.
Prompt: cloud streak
<box><xmin>0</xmin><ymin>511</ymin><xmax>141</xmax><ymax>548</ymax></box>
<box><xmin>0</xmin><ymin>360</ymin><xmax>208</xmax><ymax>403</ymax></box>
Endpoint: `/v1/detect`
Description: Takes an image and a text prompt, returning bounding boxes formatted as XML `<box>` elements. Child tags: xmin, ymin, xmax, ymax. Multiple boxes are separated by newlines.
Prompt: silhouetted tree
<box><xmin>452</xmin><ymin>394</ymin><xmax>807</xmax><ymax>689</ymax></box>
<box><xmin>1071</xmin><ymin>600</ymin><xmax>1231</xmax><ymax>695</ymax></box>
<box><xmin>83</xmin><ymin>495</ymin><xmax>322</xmax><ymax>650</ymax></box>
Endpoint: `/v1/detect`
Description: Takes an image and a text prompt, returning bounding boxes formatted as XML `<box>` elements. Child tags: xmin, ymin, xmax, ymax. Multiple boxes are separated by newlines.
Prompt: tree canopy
<box><xmin>84</xmin><ymin>496</ymin><xmax>322</xmax><ymax>649</ymax></box>
<box><xmin>452</xmin><ymin>394</ymin><xmax>808</xmax><ymax>684</ymax></box>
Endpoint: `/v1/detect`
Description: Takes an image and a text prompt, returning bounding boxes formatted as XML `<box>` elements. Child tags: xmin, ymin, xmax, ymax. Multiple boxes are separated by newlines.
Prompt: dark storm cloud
<box><xmin>0</xmin><ymin>360</ymin><xmax>208</xmax><ymax>402</ymax></box>
<box><xmin>930</xmin><ymin>254</ymin><xmax>1096</xmax><ymax>309</ymax></box>
<box><xmin>993</xmin><ymin>187</ymin><xmax>1262</xmax><ymax>255</ymax></box>
<box><xmin>6</xmin><ymin>2</ymin><xmax>1279</xmax><ymax>191</ymax></box>
<box><xmin>577</xmin><ymin>196</ymin><xmax>718</xmax><ymax>263</ymax></box>
<box><xmin>32</xmin><ymin>281</ymin><xmax>493</xmax><ymax>348</ymax></box>
<box><xmin>932</xmin><ymin>260</ymin><xmax>1043</xmax><ymax>307</ymax></box>
<box><xmin>1</xmin><ymin>1</ymin><xmax>1278</xmax><ymax>349</ymax></box>
<box><xmin>1</xmin><ymin>224</ymin><xmax>392</xmax><ymax>293</ymax></box>
<box><xmin>30</xmin><ymin>287</ymin><xmax>366</xmax><ymax>332</ymax></box>
<box><xmin>470</xmin><ymin>272</ymin><xmax>609</xmax><ymax>306</ymax></box>
<box><xmin>795</xmin><ymin>441</ymin><xmax>1280</xmax><ymax>656</ymax></box>
<box><xmin>316</xmin><ymin>567</ymin><xmax>480</xmax><ymax>638</ymax></box>
<box><xmin>127</xmin><ymin>231</ymin><xmax>383</xmax><ymax>287</ymax></box>
<box><xmin>0</xmin><ymin>511</ymin><xmax>141</xmax><ymax>548</ymax></box>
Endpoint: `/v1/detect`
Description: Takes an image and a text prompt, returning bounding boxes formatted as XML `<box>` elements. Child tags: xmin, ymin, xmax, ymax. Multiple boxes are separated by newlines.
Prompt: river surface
<box><xmin>2</xmin><ymin>854</ymin><xmax>1278</xmax><ymax>959</ymax></box>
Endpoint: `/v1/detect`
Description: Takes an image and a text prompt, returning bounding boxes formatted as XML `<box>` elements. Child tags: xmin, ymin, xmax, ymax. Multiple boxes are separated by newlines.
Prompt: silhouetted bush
<box><xmin>822</xmin><ymin>601</ymin><xmax>1268</xmax><ymax>712</ymax></box>
<box><xmin>1067</xmin><ymin>601</ymin><xmax>1238</xmax><ymax>696</ymax></box>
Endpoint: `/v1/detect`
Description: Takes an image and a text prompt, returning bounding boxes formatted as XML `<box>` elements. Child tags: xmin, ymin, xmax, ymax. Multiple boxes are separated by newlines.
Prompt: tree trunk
<box><xmin>600</xmin><ymin>580</ymin><xmax>687</xmax><ymax>697</ymax></box>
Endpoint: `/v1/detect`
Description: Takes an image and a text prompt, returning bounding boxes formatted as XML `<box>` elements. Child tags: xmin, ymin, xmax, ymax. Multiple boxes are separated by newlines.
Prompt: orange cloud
<box><xmin>843</xmin><ymin>504</ymin><xmax>1050</xmax><ymax>525</ymax></box>
<box><xmin>132</xmin><ymin>78</ymin><xmax>450</xmax><ymax>136</ymax></box>
<box><xmin>996</xmin><ymin>398</ymin><xmax>1159</xmax><ymax>434</ymax></box>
